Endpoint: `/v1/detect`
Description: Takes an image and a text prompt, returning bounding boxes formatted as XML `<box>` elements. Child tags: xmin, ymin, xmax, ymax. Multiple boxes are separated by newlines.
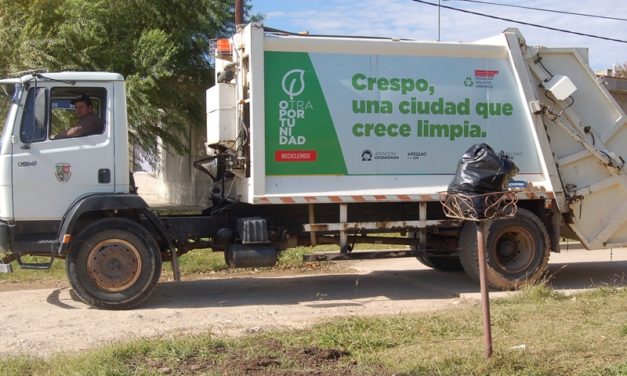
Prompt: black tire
<box><xmin>416</xmin><ymin>254</ymin><xmax>464</xmax><ymax>272</ymax></box>
<box><xmin>66</xmin><ymin>218</ymin><xmax>162</xmax><ymax>309</ymax></box>
<box><xmin>408</xmin><ymin>231</ymin><xmax>463</xmax><ymax>272</ymax></box>
<box><xmin>459</xmin><ymin>208</ymin><xmax>550</xmax><ymax>290</ymax></box>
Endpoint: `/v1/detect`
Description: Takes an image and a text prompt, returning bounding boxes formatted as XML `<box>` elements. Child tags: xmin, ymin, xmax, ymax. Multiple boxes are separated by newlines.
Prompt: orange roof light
<box><xmin>216</xmin><ymin>39</ymin><xmax>232</xmax><ymax>56</ymax></box>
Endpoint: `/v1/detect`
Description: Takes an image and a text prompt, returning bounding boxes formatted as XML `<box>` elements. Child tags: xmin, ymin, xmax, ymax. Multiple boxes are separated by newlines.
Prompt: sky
<box><xmin>250</xmin><ymin>0</ymin><xmax>626</xmax><ymax>72</ymax></box>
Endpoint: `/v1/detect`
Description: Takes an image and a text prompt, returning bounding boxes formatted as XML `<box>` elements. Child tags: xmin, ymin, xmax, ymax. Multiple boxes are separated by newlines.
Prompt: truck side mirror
<box><xmin>19</xmin><ymin>87</ymin><xmax>48</xmax><ymax>144</ymax></box>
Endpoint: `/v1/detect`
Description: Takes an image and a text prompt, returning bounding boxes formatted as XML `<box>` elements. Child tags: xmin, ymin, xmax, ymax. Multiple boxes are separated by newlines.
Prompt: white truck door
<box><xmin>11</xmin><ymin>82</ymin><xmax>115</xmax><ymax>221</ymax></box>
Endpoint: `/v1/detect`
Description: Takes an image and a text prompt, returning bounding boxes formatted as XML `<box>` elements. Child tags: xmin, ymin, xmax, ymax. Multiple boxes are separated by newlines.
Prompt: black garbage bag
<box><xmin>448</xmin><ymin>143</ymin><xmax>518</xmax><ymax>194</ymax></box>
<box><xmin>447</xmin><ymin>143</ymin><xmax>518</xmax><ymax>218</ymax></box>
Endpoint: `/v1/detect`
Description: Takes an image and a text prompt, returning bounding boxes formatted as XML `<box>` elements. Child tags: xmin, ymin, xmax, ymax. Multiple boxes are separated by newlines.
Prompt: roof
<box><xmin>17</xmin><ymin>72</ymin><xmax>124</xmax><ymax>83</ymax></box>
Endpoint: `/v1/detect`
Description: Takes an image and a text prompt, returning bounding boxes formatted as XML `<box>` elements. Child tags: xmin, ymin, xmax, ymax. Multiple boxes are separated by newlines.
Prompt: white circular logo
<box><xmin>281</xmin><ymin>69</ymin><xmax>305</xmax><ymax>99</ymax></box>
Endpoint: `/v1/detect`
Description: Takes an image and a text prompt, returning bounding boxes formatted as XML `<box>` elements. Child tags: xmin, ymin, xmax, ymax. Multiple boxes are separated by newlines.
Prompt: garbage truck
<box><xmin>0</xmin><ymin>23</ymin><xmax>625</xmax><ymax>309</ymax></box>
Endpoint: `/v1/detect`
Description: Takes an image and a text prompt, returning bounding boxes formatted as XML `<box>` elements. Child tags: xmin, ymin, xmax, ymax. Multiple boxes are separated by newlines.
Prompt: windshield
<box><xmin>0</xmin><ymin>82</ymin><xmax>21</xmax><ymax>141</ymax></box>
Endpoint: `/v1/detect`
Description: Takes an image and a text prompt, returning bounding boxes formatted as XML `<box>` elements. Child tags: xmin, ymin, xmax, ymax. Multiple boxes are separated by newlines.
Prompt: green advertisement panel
<box><xmin>264</xmin><ymin>51</ymin><xmax>542</xmax><ymax>176</ymax></box>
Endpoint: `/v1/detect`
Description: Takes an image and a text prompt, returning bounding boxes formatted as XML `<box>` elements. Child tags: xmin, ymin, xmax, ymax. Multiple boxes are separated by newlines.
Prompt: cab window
<box><xmin>19</xmin><ymin>87</ymin><xmax>48</xmax><ymax>143</ymax></box>
<box><xmin>49</xmin><ymin>87</ymin><xmax>106</xmax><ymax>139</ymax></box>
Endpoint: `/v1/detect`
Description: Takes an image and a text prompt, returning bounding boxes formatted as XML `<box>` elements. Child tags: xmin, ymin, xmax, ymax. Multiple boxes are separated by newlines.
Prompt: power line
<box><xmin>448</xmin><ymin>0</ymin><xmax>627</xmax><ymax>22</ymax></box>
<box><xmin>411</xmin><ymin>0</ymin><xmax>627</xmax><ymax>43</ymax></box>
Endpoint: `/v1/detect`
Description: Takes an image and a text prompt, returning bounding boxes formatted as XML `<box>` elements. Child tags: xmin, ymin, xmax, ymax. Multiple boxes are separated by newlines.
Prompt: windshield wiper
<box><xmin>33</xmin><ymin>73</ymin><xmax>76</xmax><ymax>86</ymax></box>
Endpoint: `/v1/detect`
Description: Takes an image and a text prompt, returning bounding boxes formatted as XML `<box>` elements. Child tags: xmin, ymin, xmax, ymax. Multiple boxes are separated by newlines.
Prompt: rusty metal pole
<box><xmin>441</xmin><ymin>192</ymin><xmax>516</xmax><ymax>359</ymax></box>
<box><xmin>235</xmin><ymin>0</ymin><xmax>244</xmax><ymax>25</ymax></box>
<box><xmin>476</xmin><ymin>220</ymin><xmax>493</xmax><ymax>359</ymax></box>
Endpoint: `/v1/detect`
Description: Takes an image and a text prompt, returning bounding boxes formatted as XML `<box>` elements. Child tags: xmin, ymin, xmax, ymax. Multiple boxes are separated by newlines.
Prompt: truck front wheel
<box><xmin>459</xmin><ymin>208</ymin><xmax>550</xmax><ymax>290</ymax></box>
<box><xmin>66</xmin><ymin>218</ymin><xmax>162</xmax><ymax>309</ymax></box>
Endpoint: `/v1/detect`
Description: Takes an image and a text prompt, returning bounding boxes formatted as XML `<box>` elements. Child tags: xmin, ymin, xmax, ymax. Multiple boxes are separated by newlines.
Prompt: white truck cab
<box><xmin>1</xmin><ymin>72</ymin><xmax>129</xmax><ymax>218</ymax></box>
<box><xmin>0</xmin><ymin>72</ymin><xmax>135</xmax><ymax>254</ymax></box>
<box><xmin>0</xmin><ymin>72</ymin><xmax>178</xmax><ymax>311</ymax></box>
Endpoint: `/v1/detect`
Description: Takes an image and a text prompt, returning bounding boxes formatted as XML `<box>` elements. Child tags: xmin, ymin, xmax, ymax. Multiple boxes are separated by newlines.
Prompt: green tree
<box><xmin>0</xmin><ymin>0</ymin><xmax>242</xmax><ymax>161</ymax></box>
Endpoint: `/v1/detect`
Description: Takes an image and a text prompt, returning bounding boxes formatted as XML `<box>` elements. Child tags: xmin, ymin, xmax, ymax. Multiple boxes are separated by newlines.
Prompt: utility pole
<box><xmin>438</xmin><ymin>0</ymin><xmax>441</xmax><ymax>41</ymax></box>
<box><xmin>235</xmin><ymin>0</ymin><xmax>244</xmax><ymax>25</ymax></box>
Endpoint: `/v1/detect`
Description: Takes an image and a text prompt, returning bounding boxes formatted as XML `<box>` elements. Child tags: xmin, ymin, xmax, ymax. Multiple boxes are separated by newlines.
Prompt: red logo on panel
<box><xmin>275</xmin><ymin>150</ymin><xmax>317</xmax><ymax>162</ymax></box>
<box><xmin>474</xmin><ymin>69</ymin><xmax>499</xmax><ymax>78</ymax></box>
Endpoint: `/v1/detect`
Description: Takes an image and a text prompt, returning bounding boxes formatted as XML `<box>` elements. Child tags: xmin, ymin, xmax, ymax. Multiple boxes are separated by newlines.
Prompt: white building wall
<box><xmin>134</xmin><ymin>125</ymin><xmax>213</xmax><ymax>209</ymax></box>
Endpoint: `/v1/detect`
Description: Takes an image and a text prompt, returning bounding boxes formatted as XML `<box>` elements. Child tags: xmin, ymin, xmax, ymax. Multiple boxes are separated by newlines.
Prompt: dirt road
<box><xmin>1</xmin><ymin>247</ymin><xmax>625</xmax><ymax>357</ymax></box>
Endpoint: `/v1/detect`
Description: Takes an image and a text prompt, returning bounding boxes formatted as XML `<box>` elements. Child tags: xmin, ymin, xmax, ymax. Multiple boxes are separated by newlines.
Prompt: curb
<box><xmin>459</xmin><ymin>287</ymin><xmax>618</xmax><ymax>301</ymax></box>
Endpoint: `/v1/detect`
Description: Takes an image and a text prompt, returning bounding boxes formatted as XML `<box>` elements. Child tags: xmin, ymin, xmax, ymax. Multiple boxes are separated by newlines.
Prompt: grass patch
<box><xmin>173</xmin><ymin>249</ymin><xmax>228</xmax><ymax>275</ymax></box>
<box><xmin>495</xmin><ymin>281</ymin><xmax>569</xmax><ymax>305</ymax></box>
<box><xmin>1</xmin><ymin>287</ymin><xmax>625</xmax><ymax>375</ymax></box>
<box><xmin>0</xmin><ymin>255</ymin><xmax>66</xmax><ymax>283</ymax></box>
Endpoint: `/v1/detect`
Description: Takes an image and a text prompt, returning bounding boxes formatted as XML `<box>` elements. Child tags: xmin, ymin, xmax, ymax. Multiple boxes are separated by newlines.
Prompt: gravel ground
<box><xmin>1</xmin><ymin>247</ymin><xmax>625</xmax><ymax>358</ymax></box>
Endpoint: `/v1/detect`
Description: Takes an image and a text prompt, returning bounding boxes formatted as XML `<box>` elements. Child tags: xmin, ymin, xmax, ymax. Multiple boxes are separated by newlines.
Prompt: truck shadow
<box><xmin>139</xmin><ymin>259</ymin><xmax>626</xmax><ymax>309</ymax></box>
<box><xmin>143</xmin><ymin>269</ymin><xmax>474</xmax><ymax>309</ymax></box>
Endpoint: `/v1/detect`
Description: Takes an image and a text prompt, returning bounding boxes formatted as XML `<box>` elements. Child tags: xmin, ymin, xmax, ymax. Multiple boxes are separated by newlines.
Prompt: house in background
<box><xmin>598</xmin><ymin>70</ymin><xmax>627</xmax><ymax>110</ymax></box>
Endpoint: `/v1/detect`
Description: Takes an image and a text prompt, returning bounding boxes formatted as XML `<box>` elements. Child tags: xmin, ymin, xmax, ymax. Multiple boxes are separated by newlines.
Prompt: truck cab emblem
<box><xmin>55</xmin><ymin>163</ymin><xmax>72</xmax><ymax>183</ymax></box>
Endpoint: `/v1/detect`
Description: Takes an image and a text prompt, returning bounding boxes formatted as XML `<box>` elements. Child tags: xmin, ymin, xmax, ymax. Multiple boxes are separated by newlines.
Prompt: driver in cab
<box><xmin>54</xmin><ymin>94</ymin><xmax>103</xmax><ymax>139</ymax></box>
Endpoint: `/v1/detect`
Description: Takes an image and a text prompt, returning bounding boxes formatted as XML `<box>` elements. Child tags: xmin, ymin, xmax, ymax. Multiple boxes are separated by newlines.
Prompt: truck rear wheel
<box><xmin>408</xmin><ymin>232</ymin><xmax>463</xmax><ymax>272</ymax></box>
<box><xmin>66</xmin><ymin>218</ymin><xmax>162</xmax><ymax>309</ymax></box>
<box><xmin>459</xmin><ymin>208</ymin><xmax>550</xmax><ymax>290</ymax></box>
<box><xmin>416</xmin><ymin>254</ymin><xmax>463</xmax><ymax>272</ymax></box>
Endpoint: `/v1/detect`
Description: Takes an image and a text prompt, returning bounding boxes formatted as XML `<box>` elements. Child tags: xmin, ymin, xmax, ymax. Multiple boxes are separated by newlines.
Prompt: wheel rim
<box><xmin>86</xmin><ymin>239</ymin><xmax>142</xmax><ymax>292</ymax></box>
<box><xmin>491</xmin><ymin>225</ymin><xmax>535</xmax><ymax>274</ymax></box>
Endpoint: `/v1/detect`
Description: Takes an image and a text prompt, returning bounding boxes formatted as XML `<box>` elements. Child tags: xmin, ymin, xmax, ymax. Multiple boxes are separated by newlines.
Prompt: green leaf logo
<box><xmin>281</xmin><ymin>69</ymin><xmax>305</xmax><ymax>99</ymax></box>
